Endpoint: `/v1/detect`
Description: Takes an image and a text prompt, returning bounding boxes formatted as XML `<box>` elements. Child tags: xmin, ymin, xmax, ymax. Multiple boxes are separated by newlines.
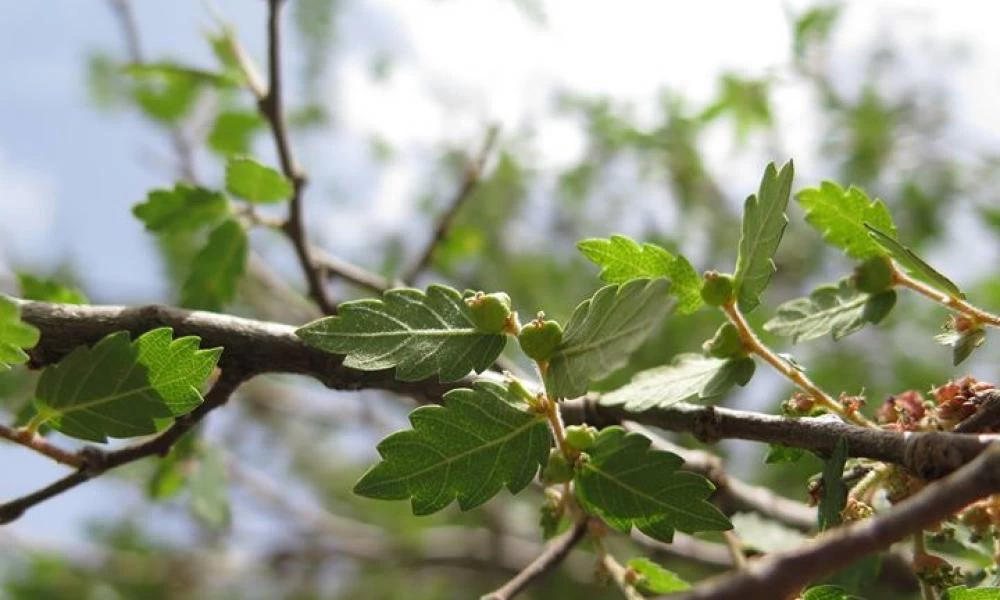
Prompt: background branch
<box><xmin>481</xmin><ymin>517</ymin><xmax>589</xmax><ymax>600</ymax></box>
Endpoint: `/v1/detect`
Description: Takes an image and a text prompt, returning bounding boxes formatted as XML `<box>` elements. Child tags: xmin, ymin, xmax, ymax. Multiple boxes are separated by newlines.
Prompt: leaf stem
<box><xmin>722</xmin><ymin>531</ymin><xmax>748</xmax><ymax>570</ymax></box>
<box><xmin>0</xmin><ymin>423</ymin><xmax>83</xmax><ymax>468</ymax></box>
<box><xmin>722</xmin><ymin>299</ymin><xmax>875</xmax><ymax>428</ymax></box>
<box><xmin>891</xmin><ymin>263</ymin><xmax>1000</xmax><ymax>328</ymax></box>
<box><xmin>595</xmin><ymin>538</ymin><xmax>645</xmax><ymax>600</ymax></box>
<box><xmin>544</xmin><ymin>393</ymin><xmax>573</xmax><ymax>458</ymax></box>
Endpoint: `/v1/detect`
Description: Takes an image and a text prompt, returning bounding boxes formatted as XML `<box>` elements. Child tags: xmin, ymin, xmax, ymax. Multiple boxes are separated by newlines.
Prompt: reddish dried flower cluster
<box><xmin>876</xmin><ymin>390</ymin><xmax>926</xmax><ymax>431</ymax></box>
<box><xmin>875</xmin><ymin>377</ymin><xmax>996</xmax><ymax>431</ymax></box>
<box><xmin>933</xmin><ymin>376</ymin><xmax>996</xmax><ymax>425</ymax></box>
<box><xmin>783</xmin><ymin>392</ymin><xmax>815</xmax><ymax>416</ymax></box>
<box><xmin>838</xmin><ymin>392</ymin><xmax>865</xmax><ymax>415</ymax></box>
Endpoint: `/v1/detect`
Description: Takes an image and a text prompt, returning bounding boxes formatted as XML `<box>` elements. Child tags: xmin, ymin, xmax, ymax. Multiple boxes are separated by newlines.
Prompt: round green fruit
<box><xmin>518</xmin><ymin>318</ymin><xmax>563</xmax><ymax>361</ymax></box>
<box><xmin>542</xmin><ymin>448</ymin><xmax>573</xmax><ymax>484</ymax></box>
<box><xmin>854</xmin><ymin>257</ymin><xmax>894</xmax><ymax>294</ymax></box>
<box><xmin>703</xmin><ymin>322</ymin><xmax>744</xmax><ymax>358</ymax></box>
<box><xmin>564</xmin><ymin>425</ymin><xmax>597</xmax><ymax>452</ymax></box>
<box><xmin>465</xmin><ymin>292</ymin><xmax>513</xmax><ymax>333</ymax></box>
<box><xmin>701</xmin><ymin>272</ymin><xmax>735</xmax><ymax>307</ymax></box>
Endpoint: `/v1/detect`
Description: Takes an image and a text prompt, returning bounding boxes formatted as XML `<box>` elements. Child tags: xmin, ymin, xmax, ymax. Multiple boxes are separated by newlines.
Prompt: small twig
<box><xmin>0</xmin><ymin>424</ymin><xmax>83</xmax><ymax>468</ymax></box>
<box><xmin>481</xmin><ymin>516</ymin><xmax>589</xmax><ymax>600</ymax></box>
<box><xmin>312</xmin><ymin>246</ymin><xmax>394</xmax><ymax>294</ymax></box>
<box><xmin>401</xmin><ymin>125</ymin><xmax>500</xmax><ymax>284</ymax></box>
<box><xmin>722</xmin><ymin>299</ymin><xmax>874</xmax><ymax>428</ymax></box>
<box><xmin>891</xmin><ymin>263</ymin><xmax>1000</xmax><ymax>328</ymax></box>
<box><xmin>722</xmin><ymin>531</ymin><xmax>748</xmax><ymax>570</ymax></box>
<box><xmin>660</xmin><ymin>444</ymin><xmax>1000</xmax><ymax>600</ymax></box>
<box><xmin>596</xmin><ymin>538</ymin><xmax>645</xmax><ymax>600</ymax></box>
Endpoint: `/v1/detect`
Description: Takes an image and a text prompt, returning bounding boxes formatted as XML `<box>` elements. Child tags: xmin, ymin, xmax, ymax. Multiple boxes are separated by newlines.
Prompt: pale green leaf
<box><xmin>546</xmin><ymin>279</ymin><xmax>671</xmax><ymax>399</ymax></box>
<box><xmin>734</xmin><ymin>161</ymin><xmax>795</xmax><ymax>312</ymax></box>
<box><xmin>866</xmin><ymin>224</ymin><xmax>963</xmax><ymax>298</ymax></box>
<box><xmin>208</xmin><ymin>110</ymin><xmax>264</xmax><ymax>156</ymax></box>
<box><xmin>147</xmin><ymin>431</ymin><xmax>197</xmax><ymax>500</ymax></box>
<box><xmin>18</xmin><ymin>274</ymin><xmax>88</xmax><ymax>305</ymax></box>
<box><xmin>189</xmin><ymin>444</ymin><xmax>231</xmax><ymax>529</ymax></box>
<box><xmin>763</xmin><ymin>279</ymin><xmax>870</xmax><ymax>343</ymax></box>
<box><xmin>296</xmin><ymin>285</ymin><xmax>506</xmax><ymax>382</ymax></box>
<box><xmin>796</xmin><ymin>182</ymin><xmax>896</xmax><ymax>260</ymax></box>
<box><xmin>819</xmin><ymin>437</ymin><xmax>848</xmax><ymax>530</ymax></box>
<box><xmin>764</xmin><ymin>444</ymin><xmax>805</xmax><ymax>464</ymax></box>
<box><xmin>626</xmin><ymin>557</ymin><xmax>691</xmax><ymax>594</ymax></box>
<box><xmin>0</xmin><ymin>295</ymin><xmax>40</xmax><ymax>371</ymax></box>
<box><xmin>225</xmin><ymin>156</ymin><xmax>293</xmax><ymax>204</ymax></box>
<box><xmin>33</xmin><ymin>327</ymin><xmax>221</xmax><ymax>442</ymax></box>
<box><xmin>574</xmin><ymin>427</ymin><xmax>731</xmax><ymax>541</ymax></box>
<box><xmin>936</xmin><ymin>326</ymin><xmax>987</xmax><ymax>366</ymax></box>
<box><xmin>600</xmin><ymin>354</ymin><xmax>731</xmax><ymax>412</ymax></box>
<box><xmin>944</xmin><ymin>586</ymin><xmax>1000</xmax><ymax>599</ymax></box>
<box><xmin>353</xmin><ymin>381</ymin><xmax>551</xmax><ymax>515</ymax></box>
<box><xmin>730</xmin><ymin>512</ymin><xmax>807</xmax><ymax>554</ymax></box>
<box><xmin>133</xmin><ymin>184</ymin><xmax>228</xmax><ymax>234</ymax></box>
<box><xmin>123</xmin><ymin>62</ymin><xmax>234</xmax><ymax>123</ymax></box>
<box><xmin>180</xmin><ymin>219</ymin><xmax>248</xmax><ymax>311</ymax></box>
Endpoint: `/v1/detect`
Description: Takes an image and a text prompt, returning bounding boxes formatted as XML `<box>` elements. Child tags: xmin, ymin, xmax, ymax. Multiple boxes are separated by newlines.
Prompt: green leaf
<box><xmin>577</xmin><ymin>236</ymin><xmax>703</xmax><ymax>314</ymax></box>
<box><xmin>296</xmin><ymin>285</ymin><xmax>506</xmax><ymax>382</ymax></box>
<box><xmin>133</xmin><ymin>184</ymin><xmax>228</xmax><ymax>234</ymax></box>
<box><xmin>600</xmin><ymin>354</ymin><xmax>739</xmax><ymax>412</ymax></box>
<box><xmin>122</xmin><ymin>62</ymin><xmax>237</xmax><ymax>88</ymax></box>
<box><xmin>944</xmin><ymin>586</ymin><xmax>1000</xmax><ymax>599</ymax></box>
<box><xmin>353</xmin><ymin>381</ymin><xmax>551</xmax><ymax>515</ymax></box>
<box><xmin>802</xmin><ymin>586</ymin><xmax>855</xmax><ymax>600</ymax></box>
<box><xmin>730</xmin><ymin>512</ymin><xmax>807</xmax><ymax>553</ymax></box>
<box><xmin>626</xmin><ymin>557</ymin><xmax>691</xmax><ymax>594</ymax></box>
<box><xmin>225</xmin><ymin>156</ymin><xmax>293</xmax><ymax>204</ymax></box>
<box><xmin>180</xmin><ymin>219</ymin><xmax>248</xmax><ymax>311</ymax></box>
<box><xmin>148</xmin><ymin>431</ymin><xmax>198</xmax><ymax>500</ymax></box>
<box><xmin>818</xmin><ymin>437</ymin><xmax>848</xmax><ymax>531</ymax></box>
<box><xmin>936</xmin><ymin>326</ymin><xmax>987</xmax><ymax>366</ymax></box>
<box><xmin>208</xmin><ymin>111</ymin><xmax>264</xmax><ymax>156</ymax></box>
<box><xmin>796</xmin><ymin>182</ymin><xmax>896</xmax><ymax>260</ymax></box>
<box><xmin>546</xmin><ymin>279</ymin><xmax>671</xmax><ymax>399</ymax></box>
<box><xmin>763</xmin><ymin>279</ymin><xmax>871</xmax><ymax>343</ymax></box>
<box><xmin>123</xmin><ymin>62</ymin><xmax>234</xmax><ymax>124</ymax></box>
<box><xmin>189</xmin><ymin>444</ymin><xmax>231</xmax><ymax>529</ymax></box>
<box><xmin>733</xmin><ymin>161</ymin><xmax>795</xmax><ymax>312</ymax></box>
<box><xmin>0</xmin><ymin>295</ymin><xmax>40</xmax><ymax>371</ymax></box>
<box><xmin>574</xmin><ymin>427</ymin><xmax>731</xmax><ymax>541</ymax></box>
<box><xmin>33</xmin><ymin>328</ymin><xmax>221</xmax><ymax>442</ymax></box>
<box><xmin>17</xmin><ymin>274</ymin><xmax>88</xmax><ymax>305</ymax></box>
<box><xmin>764</xmin><ymin>444</ymin><xmax>805</xmax><ymax>464</ymax></box>
<box><xmin>866</xmin><ymin>224</ymin><xmax>963</xmax><ymax>298</ymax></box>
<box><xmin>701</xmin><ymin>356</ymin><xmax>755</xmax><ymax>397</ymax></box>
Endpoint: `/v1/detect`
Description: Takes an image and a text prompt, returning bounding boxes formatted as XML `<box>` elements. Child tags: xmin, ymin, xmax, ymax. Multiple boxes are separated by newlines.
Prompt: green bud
<box><xmin>702</xmin><ymin>322</ymin><xmax>744</xmax><ymax>358</ymax></box>
<box><xmin>465</xmin><ymin>292</ymin><xmax>513</xmax><ymax>333</ymax></box>
<box><xmin>507</xmin><ymin>377</ymin><xmax>538</xmax><ymax>406</ymax></box>
<box><xmin>854</xmin><ymin>257</ymin><xmax>894</xmax><ymax>294</ymax></box>
<box><xmin>542</xmin><ymin>448</ymin><xmax>573</xmax><ymax>484</ymax></box>
<box><xmin>518</xmin><ymin>316</ymin><xmax>563</xmax><ymax>361</ymax></box>
<box><xmin>564</xmin><ymin>425</ymin><xmax>597</xmax><ymax>452</ymax></box>
<box><xmin>700</xmin><ymin>272</ymin><xmax>735</xmax><ymax>307</ymax></box>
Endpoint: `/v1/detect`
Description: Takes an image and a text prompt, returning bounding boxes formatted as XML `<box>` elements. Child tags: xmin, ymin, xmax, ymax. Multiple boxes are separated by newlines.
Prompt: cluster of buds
<box><xmin>933</xmin><ymin>376</ymin><xmax>996</xmax><ymax>426</ymax></box>
<box><xmin>841</xmin><ymin>497</ymin><xmax>875</xmax><ymax>523</ymax></box>
<box><xmin>838</xmin><ymin>392</ymin><xmax>865</xmax><ymax>416</ymax></box>
<box><xmin>782</xmin><ymin>392</ymin><xmax>816</xmax><ymax>417</ymax></box>
<box><xmin>876</xmin><ymin>390</ymin><xmax>927</xmax><ymax>431</ymax></box>
<box><xmin>913</xmin><ymin>552</ymin><xmax>965</xmax><ymax>590</ymax></box>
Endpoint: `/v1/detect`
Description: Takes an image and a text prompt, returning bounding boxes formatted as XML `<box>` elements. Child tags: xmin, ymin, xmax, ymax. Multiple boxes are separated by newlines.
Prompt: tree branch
<box><xmin>481</xmin><ymin>517</ymin><xmax>589</xmax><ymax>600</ymax></box>
<box><xmin>0</xmin><ymin>424</ymin><xmax>83</xmax><ymax>468</ymax></box>
<box><xmin>663</xmin><ymin>444</ymin><xmax>1000</xmax><ymax>600</ymax></box>
<box><xmin>401</xmin><ymin>125</ymin><xmax>500</xmax><ymax>284</ymax></box>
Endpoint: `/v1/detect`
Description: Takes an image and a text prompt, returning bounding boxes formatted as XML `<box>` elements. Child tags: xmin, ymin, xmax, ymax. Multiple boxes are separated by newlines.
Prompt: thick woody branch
<box><xmin>664</xmin><ymin>445</ymin><xmax>1000</xmax><ymax>600</ymax></box>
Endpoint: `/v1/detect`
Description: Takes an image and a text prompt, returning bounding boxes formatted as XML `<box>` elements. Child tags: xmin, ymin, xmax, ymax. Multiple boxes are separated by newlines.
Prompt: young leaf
<box><xmin>353</xmin><ymin>381</ymin><xmax>551</xmax><ymax>515</ymax></box>
<box><xmin>944</xmin><ymin>586</ymin><xmax>1000</xmax><ymax>599</ymax></box>
<box><xmin>936</xmin><ymin>326</ymin><xmax>987</xmax><ymax>366</ymax></box>
<box><xmin>0</xmin><ymin>295</ymin><xmax>40</xmax><ymax>371</ymax></box>
<box><xmin>148</xmin><ymin>431</ymin><xmax>198</xmax><ymax>500</ymax></box>
<box><xmin>577</xmin><ymin>236</ymin><xmax>703</xmax><ymax>314</ymax></box>
<box><xmin>866</xmin><ymin>224</ymin><xmax>963</xmax><ymax>298</ymax></box>
<box><xmin>207</xmin><ymin>110</ymin><xmax>264</xmax><ymax>155</ymax></box>
<box><xmin>599</xmin><ymin>354</ymin><xmax>737</xmax><ymax>412</ymax></box>
<box><xmin>297</xmin><ymin>285</ymin><xmax>506</xmax><ymax>382</ymax></box>
<box><xmin>796</xmin><ymin>182</ymin><xmax>896</xmax><ymax>260</ymax></box>
<box><xmin>189</xmin><ymin>444</ymin><xmax>231</xmax><ymax>530</ymax></box>
<box><xmin>225</xmin><ymin>156</ymin><xmax>293</xmax><ymax>204</ymax></box>
<box><xmin>818</xmin><ymin>437</ymin><xmax>848</xmax><ymax>530</ymax></box>
<box><xmin>33</xmin><ymin>328</ymin><xmax>221</xmax><ymax>442</ymax></box>
<box><xmin>733</xmin><ymin>161</ymin><xmax>795</xmax><ymax>312</ymax></box>
<box><xmin>180</xmin><ymin>219</ymin><xmax>248</xmax><ymax>311</ymax></box>
<box><xmin>626</xmin><ymin>557</ymin><xmax>691</xmax><ymax>594</ymax></box>
<box><xmin>133</xmin><ymin>184</ymin><xmax>228</xmax><ymax>234</ymax></box>
<box><xmin>546</xmin><ymin>278</ymin><xmax>671</xmax><ymax>399</ymax></box>
<box><xmin>18</xmin><ymin>274</ymin><xmax>88</xmax><ymax>305</ymax></box>
<box><xmin>764</xmin><ymin>444</ymin><xmax>805</xmax><ymax>464</ymax></box>
<box><xmin>574</xmin><ymin>427</ymin><xmax>731</xmax><ymax>541</ymax></box>
<box><xmin>763</xmin><ymin>279</ymin><xmax>870</xmax><ymax>343</ymax></box>
<box><xmin>123</xmin><ymin>62</ymin><xmax>232</xmax><ymax>124</ymax></box>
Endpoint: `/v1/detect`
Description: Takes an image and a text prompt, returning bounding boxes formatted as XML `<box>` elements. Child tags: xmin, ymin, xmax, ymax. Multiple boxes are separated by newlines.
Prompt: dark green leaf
<box><xmin>225</xmin><ymin>156</ymin><xmax>293</xmax><ymax>204</ymax></box>
<box><xmin>547</xmin><ymin>279</ymin><xmax>671</xmax><ymax>399</ymax></box>
<box><xmin>866</xmin><ymin>224</ymin><xmax>963</xmax><ymax>298</ymax></box>
<box><xmin>765</xmin><ymin>444</ymin><xmax>805</xmax><ymax>464</ymax></box>
<box><xmin>0</xmin><ymin>295</ymin><xmax>40</xmax><ymax>371</ymax></box>
<box><xmin>208</xmin><ymin>111</ymin><xmax>264</xmax><ymax>155</ymax></box>
<box><xmin>763</xmin><ymin>279</ymin><xmax>870</xmax><ymax>343</ymax></box>
<box><xmin>133</xmin><ymin>184</ymin><xmax>228</xmax><ymax>234</ymax></box>
<box><xmin>734</xmin><ymin>161</ymin><xmax>795</xmax><ymax>312</ymax></box>
<box><xmin>33</xmin><ymin>328</ymin><xmax>221</xmax><ymax>442</ymax></box>
<box><xmin>862</xmin><ymin>290</ymin><xmax>896</xmax><ymax>325</ymax></box>
<box><xmin>599</xmin><ymin>354</ymin><xmax>730</xmax><ymax>412</ymax></box>
<box><xmin>818</xmin><ymin>437</ymin><xmax>848</xmax><ymax>530</ymax></box>
<box><xmin>189</xmin><ymin>444</ymin><xmax>231</xmax><ymax>529</ymax></box>
<box><xmin>796</xmin><ymin>182</ymin><xmax>896</xmax><ymax>260</ymax></box>
<box><xmin>297</xmin><ymin>285</ymin><xmax>506</xmax><ymax>382</ymax></box>
<box><xmin>17</xmin><ymin>274</ymin><xmax>88</xmax><ymax>305</ymax></box>
<box><xmin>354</xmin><ymin>381</ymin><xmax>551</xmax><ymax>515</ymax></box>
<box><xmin>701</xmin><ymin>356</ymin><xmax>755</xmax><ymax>397</ymax></box>
<box><xmin>574</xmin><ymin>427</ymin><xmax>731</xmax><ymax>541</ymax></box>
<box><xmin>180</xmin><ymin>219</ymin><xmax>248</xmax><ymax>311</ymax></box>
<box><xmin>626</xmin><ymin>557</ymin><xmax>691</xmax><ymax>594</ymax></box>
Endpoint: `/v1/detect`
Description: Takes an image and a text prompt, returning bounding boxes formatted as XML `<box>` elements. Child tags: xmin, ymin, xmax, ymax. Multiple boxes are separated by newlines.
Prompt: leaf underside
<box><xmin>353</xmin><ymin>381</ymin><xmax>551</xmax><ymax>515</ymax></box>
<box><xmin>599</xmin><ymin>353</ymin><xmax>731</xmax><ymax>412</ymax></box>
<box><xmin>296</xmin><ymin>285</ymin><xmax>506</xmax><ymax>382</ymax></box>
<box><xmin>763</xmin><ymin>279</ymin><xmax>870</xmax><ymax>343</ymax></box>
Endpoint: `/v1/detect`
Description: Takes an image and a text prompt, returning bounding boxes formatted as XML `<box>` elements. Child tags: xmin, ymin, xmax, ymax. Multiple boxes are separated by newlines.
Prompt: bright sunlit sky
<box><xmin>1</xmin><ymin>0</ymin><xmax>1000</xmax><ymax>546</ymax></box>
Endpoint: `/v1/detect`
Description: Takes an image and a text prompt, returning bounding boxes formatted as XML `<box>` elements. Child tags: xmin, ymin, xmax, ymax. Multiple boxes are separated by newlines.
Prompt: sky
<box><xmin>1</xmin><ymin>0</ymin><xmax>999</xmax><ymax>550</ymax></box>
